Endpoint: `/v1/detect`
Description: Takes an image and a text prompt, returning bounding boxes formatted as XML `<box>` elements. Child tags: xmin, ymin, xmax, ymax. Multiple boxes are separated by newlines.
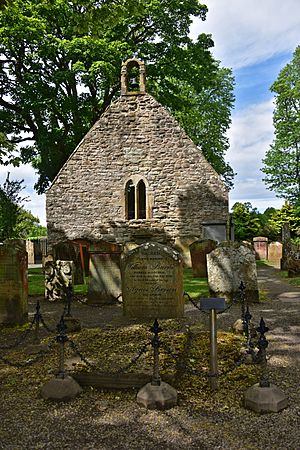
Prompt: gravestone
<box><xmin>87</xmin><ymin>241</ymin><xmax>122</xmax><ymax>305</ymax></box>
<box><xmin>189</xmin><ymin>239</ymin><xmax>217</xmax><ymax>277</ymax></box>
<box><xmin>287</xmin><ymin>250</ymin><xmax>300</xmax><ymax>277</ymax></box>
<box><xmin>0</xmin><ymin>241</ymin><xmax>28</xmax><ymax>325</ymax></box>
<box><xmin>52</xmin><ymin>241</ymin><xmax>84</xmax><ymax>285</ymax></box>
<box><xmin>268</xmin><ymin>242</ymin><xmax>282</xmax><ymax>264</ymax></box>
<box><xmin>45</xmin><ymin>256</ymin><xmax>74</xmax><ymax>301</ymax></box>
<box><xmin>207</xmin><ymin>242</ymin><xmax>259</xmax><ymax>303</ymax></box>
<box><xmin>26</xmin><ymin>240</ymin><xmax>35</xmax><ymax>265</ymax></box>
<box><xmin>121</xmin><ymin>242</ymin><xmax>183</xmax><ymax>318</ymax></box>
<box><xmin>253</xmin><ymin>237</ymin><xmax>268</xmax><ymax>260</ymax></box>
<box><xmin>281</xmin><ymin>222</ymin><xmax>291</xmax><ymax>270</ymax></box>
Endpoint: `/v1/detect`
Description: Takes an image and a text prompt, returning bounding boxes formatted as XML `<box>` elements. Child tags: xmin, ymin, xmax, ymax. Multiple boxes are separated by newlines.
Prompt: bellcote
<box><xmin>121</xmin><ymin>58</ymin><xmax>146</xmax><ymax>96</ymax></box>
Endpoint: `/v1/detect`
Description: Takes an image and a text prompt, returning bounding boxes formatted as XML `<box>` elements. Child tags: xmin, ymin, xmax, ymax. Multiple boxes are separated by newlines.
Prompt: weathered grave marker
<box><xmin>207</xmin><ymin>242</ymin><xmax>259</xmax><ymax>303</ymax></box>
<box><xmin>190</xmin><ymin>239</ymin><xmax>217</xmax><ymax>277</ymax></box>
<box><xmin>253</xmin><ymin>237</ymin><xmax>268</xmax><ymax>260</ymax></box>
<box><xmin>45</xmin><ymin>257</ymin><xmax>74</xmax><ymax>301</ymax></box>
<box><xmin>0</xmin><ymin>241</ymin><xmax>28</xmax><ymax>325</ymax></box>
<box><xmin>88</xmin><ymin>241</ymin><xmax>122</xmax><ymax>304</ymax></box>
<box><xmin>121</xmin><ymin>242</ymin><xmax>183</xmax><ymax>318</ymax></box>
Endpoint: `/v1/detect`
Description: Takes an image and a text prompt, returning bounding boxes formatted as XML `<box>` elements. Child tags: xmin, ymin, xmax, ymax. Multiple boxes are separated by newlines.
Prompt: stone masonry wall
<box><xmin>46</xmin><ymin>93</ymin><xmax>228</xmax><ymax>247</ymax></box>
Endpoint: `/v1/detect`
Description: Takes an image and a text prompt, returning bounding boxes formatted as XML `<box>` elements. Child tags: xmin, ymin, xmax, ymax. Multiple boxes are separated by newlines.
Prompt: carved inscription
<box><xmin>122</xmin><ymin>243</ymin><xmax>184</xmax><ymax>318</ymax></box>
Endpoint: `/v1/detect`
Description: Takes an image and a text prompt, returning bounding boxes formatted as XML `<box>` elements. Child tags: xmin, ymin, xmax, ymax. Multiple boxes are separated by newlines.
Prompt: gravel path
<box><xmin>1</xmin><ymin>263</ymin><xmax>300</xmax><ymax>449</ymax></box>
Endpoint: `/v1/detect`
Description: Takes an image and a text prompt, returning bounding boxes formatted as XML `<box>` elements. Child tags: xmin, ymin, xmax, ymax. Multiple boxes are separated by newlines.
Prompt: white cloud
<box><xmin>191</xmin><ymin>0</ymin><xmax>300</xmax><ymax>69</ymax></box>
<box><xmin>226</xmin><ymin>99</ymin><xmax>284</xmax><ymax>211</ymax></box>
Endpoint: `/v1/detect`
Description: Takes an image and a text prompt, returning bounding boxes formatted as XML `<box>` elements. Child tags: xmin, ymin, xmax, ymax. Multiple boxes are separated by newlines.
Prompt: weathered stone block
<box><xmin>190</xmin><ymin>239</ymin><xmax>217</xmax><ymax>277</ymax></box>
<box><xmin>207</xmin><ymin>242</ymin><xmax>259</xmax><ymax>303</ymax></box>
<box><xmin>87</xmin><ymin>241</ymin><xmax>122</xmax><ymax>304</ymax></box>
<box><xmin>0</xmin><ymin>241</ymin><xmax>28</xmax><ymax>325</ymax></box>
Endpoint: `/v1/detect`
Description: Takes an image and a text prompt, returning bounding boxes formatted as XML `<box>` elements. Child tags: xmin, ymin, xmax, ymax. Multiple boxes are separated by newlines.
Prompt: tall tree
<box><xmin>0</xmin><ymin>173</ymin><xmax>25</xmax><ymax>240</ymax></box>
<box><xmin>262</xmin><ymin>46</ymin><xmax>300</xmax><ymax>205</ymax></box>
<box><xmin>231</xmin><ymin>202</ymin><xmax>261</xmax><ymax>241</ymax></box>
<box><xmin>0</xmin><ymin>0</ymin><xmax>235</xmax><ymax>193</ymax></box>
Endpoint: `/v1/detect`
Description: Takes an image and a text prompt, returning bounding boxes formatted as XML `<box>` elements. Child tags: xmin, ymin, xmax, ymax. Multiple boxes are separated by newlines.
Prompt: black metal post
<box><xmin>56</xmin><ymin>316</ymin><xmax>68</xmax><ymax>378</ymax></box>
<box><xmin>33</xmin><ymin>300</ymin><xmax>42</xmax><ymax>343</ymax></box>
<box><xmin>239</xmin><ymin>281</ymin><xmax>246</xmax><ymax>332</ymax></box>
<box><xmin>256</xmin><ymin>317</ymin><xmax>270</xmax><ymax>387</ymax></box>
<box><xmin>150</xmin><ymin>319</ymin><xmax>162</xmax><ymax>386</ymax></box>
<box><xmin>65</xmin><ymin>285</ymin><xmax>73</xmax><ymax>318</ymax></box>
<box><xmin>244</xmin><ymin>305</ymin><xmax>252</xmax><ymax>343</ymax></box>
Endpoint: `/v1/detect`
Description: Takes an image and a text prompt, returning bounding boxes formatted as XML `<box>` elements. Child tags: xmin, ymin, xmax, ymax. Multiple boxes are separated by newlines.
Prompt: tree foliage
<box><xmin>262</xmin><ymin>46</ymin><xmax>300</xmax><ymax>205</ymax></box>
<box><xmin>0</xmin><ymin>0</ymin><xmax>235</xmax><ymax>193</ymax></box>
<box><xmin>0</xmin><ymin>173</ymin><xmax>45</xmax><ymax>240</ymax></box>
<box><xmin>231</xmin><ymin>202</ymin><xmax>261</xmax><ymax>241</ymax></box>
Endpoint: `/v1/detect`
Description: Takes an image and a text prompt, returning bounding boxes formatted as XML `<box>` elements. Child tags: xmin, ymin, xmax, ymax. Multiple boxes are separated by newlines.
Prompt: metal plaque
<box><xmin>200</xmin><ymin>297</ymin><xmax>226</xmax><ymax>312</ymax></box>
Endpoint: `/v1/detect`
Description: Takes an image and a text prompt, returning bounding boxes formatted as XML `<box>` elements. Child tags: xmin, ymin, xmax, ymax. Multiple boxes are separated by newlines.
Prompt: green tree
<box><xmin>0</xmin><ymin>0</ymin><xmax>235</xmax><ymax>193</ymax></box>
<box><xmin>231</xmin><ymin>202</ymin><xmax>261</xmax><ymax>241</ymax></box>
<box><xmin>268</xmin><ymin>203</ymin><xmax>300</xmax><ymax>239</ymax></box>
<box><xmin>13</xmin><ymin>209</ymin><xmax>47</xmax><ymax>239</ymax></box>
<box><xmin>262</xmin><ymin>46</ymin><xmax>300</xmax><ymax>205</ymax></box>
<box><xmin>0</xmin><ymin>172</ymin><xmax>25</xmax><ymax>240</ymax></box>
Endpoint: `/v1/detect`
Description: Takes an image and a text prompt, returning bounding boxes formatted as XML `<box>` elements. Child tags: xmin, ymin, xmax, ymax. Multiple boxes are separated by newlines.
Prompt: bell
<box><xmin>129</xmin><ymin>77</ymin><xmax>139</xmax><ymax>91</ymax></box>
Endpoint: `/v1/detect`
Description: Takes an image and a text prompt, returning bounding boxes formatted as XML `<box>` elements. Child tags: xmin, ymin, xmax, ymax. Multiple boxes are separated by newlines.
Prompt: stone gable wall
<box><xmin>46</xmin><ymin>93</ymin><xmax>228</xmax><ymax>246</ymax></box>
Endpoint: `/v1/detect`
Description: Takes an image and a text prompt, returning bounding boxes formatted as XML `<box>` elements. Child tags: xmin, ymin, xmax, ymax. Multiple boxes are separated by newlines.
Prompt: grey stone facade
<box><xmin>46</xmin><ymin>59</ymin><xmax>229</xmax><ymax>248</ymax></box>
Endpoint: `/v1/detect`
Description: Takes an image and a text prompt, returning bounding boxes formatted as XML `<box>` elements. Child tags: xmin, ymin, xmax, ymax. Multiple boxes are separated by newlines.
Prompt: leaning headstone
<box><xmin>121</xmin><ymin>242</ymin><xmax>183</xmax><ymax>318</ymax></box>
<box><xmin>189</xmin><ymin>239</ymin><xmax>217</xmax><ymax>277</ymax></box>
<box><xmin>253</xmin><ymin>237</ymin><xmax>268</xmax><ymax>260</ymax></box>
<box><xmin>45</xmin><ymin>257</ymin><xmax>74</xmax><ymax>301</ymax></box>
<box><xmin>207</xmin><ymin>242</ymin><xmax>259</xmax><ymax>303</ymax></box>
<box><xmin>287</xmin><ymin>251</ymin><xmax>300</xmax><ymax>277</ymax></box>
<box><xmin>87</xmin><ymin>241</ymin><xmax>122</xmax><ymax>305</ymax></box>
<box><xmin>53</xmin><ymin>241</ymin><xmax>84</xmax><ymax>285</ymax></box>
<box><xmin>0</xmin><ymin>241</ymin><xmax>28</xmax><ymax>325</ymax></box>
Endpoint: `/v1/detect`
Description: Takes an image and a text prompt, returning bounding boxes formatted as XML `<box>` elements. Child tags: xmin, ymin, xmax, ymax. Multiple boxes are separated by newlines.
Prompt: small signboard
<box><xmin>200</xmin><ymin>298</ymin><xmax>226</xmax><ymax>312</ymax></box>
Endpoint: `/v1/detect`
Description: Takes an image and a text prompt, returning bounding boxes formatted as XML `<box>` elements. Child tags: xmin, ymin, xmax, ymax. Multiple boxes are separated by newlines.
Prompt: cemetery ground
<box><xmin>0</xmin><ymin>265</ymin><xmax>300</xmax><ymax>449</ymax></box>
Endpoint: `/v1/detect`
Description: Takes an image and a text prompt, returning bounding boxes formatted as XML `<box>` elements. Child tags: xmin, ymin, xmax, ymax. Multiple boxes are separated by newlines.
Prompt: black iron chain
<box><xmin>0</xmin><ymin>337</ymin><xmax>56</xmax><ymax>368</ymax></box>
<box><xmin>184</xmin><ymin>291</ymin><xmax>237</xmax><ymax>315</ymax></box>
<box><xmin>0</xmin><ymin>316</ymin><xmax>37</xmax><ymax>350</ymax></box>
<box><xmin>68</xmin><ymin>339</ymin><xmax>151</xmax><ymax>375</ymax></box>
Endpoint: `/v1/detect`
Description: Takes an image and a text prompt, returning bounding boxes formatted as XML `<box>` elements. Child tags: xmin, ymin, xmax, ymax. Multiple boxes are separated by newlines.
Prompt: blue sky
<box><xmin>1</xmin><ymin>0</ymin><xmax>300</xmax><ymax>225</ymax></box>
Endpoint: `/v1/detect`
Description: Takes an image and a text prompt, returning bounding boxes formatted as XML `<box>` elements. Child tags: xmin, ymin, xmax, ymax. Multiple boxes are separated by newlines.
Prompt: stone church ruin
<box><xmin>46</xmin><ymin>58</ymin><xmax>229</xmax><ymax>254</ymax></box>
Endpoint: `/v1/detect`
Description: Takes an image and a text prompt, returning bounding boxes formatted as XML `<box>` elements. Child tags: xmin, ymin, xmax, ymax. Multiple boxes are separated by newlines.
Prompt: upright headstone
<box><xmin>207</xmin><ymin>242</ymin><xmax>259</xmax><ymax>303</ymax></box>
<box><xmin>45</xmin><ymin>256</ymin><xmax>74</xmax><ymax>301</ymax></box>
<box><xmin>26</xmin><ymin>240</ymin><xmax>35</xmax><ymax>265</ymax></box>
<box><xmin>121</xmin><ymin>242</ymin><xmax>183</xmax><ymax>318</ymax></box>
<box><xmin>87</xmin><ymin>241</ymin><xmax>122</xmax><ymax>305</ymax></box>
<box><xmin>268</xmin><ymin>242</ymin><xmax>282</xmax><ymax>265</ymax></box>
<box><xmin>281</xmin><ymin>222</ymin><xmax>291</xmax><ymax>270</ymax></box>
<box><xmin>0</xmin><ymin>241</ymin><xmax>28</xmax><ymax>325</ymax></box>
<box><xmin>189</xmin><ymin>239</ymin><xmax>217</xmax><ymax>277</ymax></box>
<box><xmin>53</xmin><ymin>241</ymin><xmax>84</xmax><ymax>285</ymax></box>
<box><xmin>253</xmin><ymin>237</ymin><xmax>268</xmax><ymax>260</ymax></box>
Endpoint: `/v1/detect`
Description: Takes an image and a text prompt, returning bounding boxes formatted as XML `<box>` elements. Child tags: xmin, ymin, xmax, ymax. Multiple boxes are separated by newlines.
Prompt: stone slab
<box><xmin>190</xmin><ymin>239</ymin><xmax>217</xmax><ymax>278</ymax></box>
<box><xmin>121</xmin><ymin>242</ymin><xmax>183</xmax><ymax>318</ymax></box>
<box><xmin>0</xmin><ymin>241</ymin><xmax>28</xmax><ymax>325</ymax></box>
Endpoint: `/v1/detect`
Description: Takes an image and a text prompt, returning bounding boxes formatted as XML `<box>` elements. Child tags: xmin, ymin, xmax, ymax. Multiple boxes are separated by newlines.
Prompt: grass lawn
<box><xmin>28</xmin><ymin>266</ymin><xmax>209</xmax><ymax>298</ymax></box>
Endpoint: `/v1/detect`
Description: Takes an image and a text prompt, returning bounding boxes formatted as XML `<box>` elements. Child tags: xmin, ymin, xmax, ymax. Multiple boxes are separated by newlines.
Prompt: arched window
<box><xmin>126</xmin><ymin>180</ymin><xmax>135</xmax><ymax>220</ymax></box>
<box><xmin>125</xmin><ymin>178</ymin><xmax>148</xmax><ymax>220</ymax></box>
<box><xmin>137</xmin><ymin>180</ymin><xmax>146</xmax><ymax>219</ymax></box>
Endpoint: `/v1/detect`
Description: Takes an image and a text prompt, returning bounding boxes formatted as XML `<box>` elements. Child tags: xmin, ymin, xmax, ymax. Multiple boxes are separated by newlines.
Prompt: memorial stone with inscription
<box><xmin>0</xmin><ymin>241</ymin><xmax>28</xmax><ymax>325</ymax></box>
<box><xmin>121</xmin><ymin>242</ymin><xmax>184</xmax><ymax>318</ymax></box>
<box><xmin>87</xmin><ymin>241</ymin><xmax>122</xmax><ymax>305</ymax></box>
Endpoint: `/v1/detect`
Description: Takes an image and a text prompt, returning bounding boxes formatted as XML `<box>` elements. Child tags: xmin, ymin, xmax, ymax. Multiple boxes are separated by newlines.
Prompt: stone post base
<box><xmin>41</xmin><ymin>375</ymin><xmax>82</xmax><ymax>401</ymax></box>
<box><xmin>244</xmin><ymin>383</ymin><xmax>288</xmax><ymax>413</ymax></box>
<box><xmin>136</xmin><ymin>381</ymin><xmax>177</xmax><ymax>410</ymax></box>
